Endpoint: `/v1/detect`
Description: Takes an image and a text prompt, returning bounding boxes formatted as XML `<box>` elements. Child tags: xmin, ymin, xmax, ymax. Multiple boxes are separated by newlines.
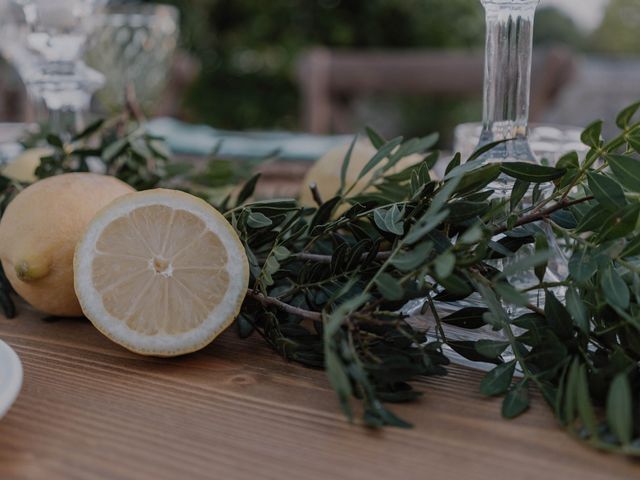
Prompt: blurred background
<box><xmin>147</xmin><ymin>0</ymin><xmax>640</xmax><ymax>144</ymax></box>
<box><xmin>2</xmin><ymin>0</ymin><xmax>640</xmax><ymax>147</ymax></box>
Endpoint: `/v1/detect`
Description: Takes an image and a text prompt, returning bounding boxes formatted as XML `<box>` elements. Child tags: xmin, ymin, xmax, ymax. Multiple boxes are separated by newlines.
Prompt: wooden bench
<box><xmin>296</xmin><ymin>47</ymin><xmax>575</xmax><ymax>134</ymax></box>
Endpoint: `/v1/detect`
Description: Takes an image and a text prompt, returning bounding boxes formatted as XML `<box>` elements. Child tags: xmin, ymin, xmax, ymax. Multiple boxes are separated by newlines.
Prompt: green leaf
<box><xmin>236</xmin><ymin>173</ymin><xmax>261</xmax><ymax>205</ymax></box>
<box><xmin>339</xmin><ymin>136</ymin><xmax>358</xmax><ymax>194</ymax></box>
<box><xmin>273</xmin><ymin>245</ymin><xmax>291</xmax><ymax>261</ymax></box>
<box><xmin>598</xmin><ymin>204</ymin><xmax>640</xmax><ymax>241</ymax></box>
<box><xmin>364</xmin><ymin>400</ymin><xmax>412</xmax><ymax>429</ymax></box>
<box><xmin>556</xmin><ymin>151</ymin><xmax>580</xmax><ymax>170</ymax></box>
<box><xmin>434</xmin><ymin>251</ymin><xmax>455</xmax><ymax>279</ymax></box>
<box><xmin>494</xmin><ymin>282</ymin><xmax>529</xmax><ymax>307</ymax></box>
<box><xmin>236</xmin><ymin>314</ymin><xmax>255</xmax><ymax>338</ymax></box>
<box><xmin>149</xmin><ymin>139</ymin><xmax>171</xmax><ymax>159</ymax></box>
<box><xmin>626</xmin><ymin>131</ymin><xmax>640</xmax><ymax>154</ymax></box>
<box><xmin>459</xmin><ymin>224</ymin><xmax>484</xmax><ymax>244</ymax></box>
<box><xmin>443</xmin><ymin>157</ymin><xmax>485</xmax><ymax>180</ymax></box>
<box><xmin>373</xmin><ymin>204</ymin><xmax>404</xmax><ymax>235</ymax></box>
<box><xmin>607</xmin><ymin>154</ymin><xmax>640</xmax><ymax>192</ymax></box>
<box><xmin>587</xmin><ymin>172</ymin><xmax>627</xmax><ymax>211</ymax></box>
<box><xmin>475</xmin><ymin>339</ymin><xmax>509</xmax><ymax>359</ymax></box>
<box><xmin>447</xmin><ymin>201</ymin><xmax>489</xmax><ymax>223</ymax></box>
<box><xmin>442</xmin><ymin>308</ymin><xmax>488</xmax><ymax>329</ymax></box>
<box><xmin>502</xmin><ymin>381</ymin><xmax>530</xmax><ymax>419</ymax></box>
<box><xmin>357</xmin><ymin>137</ymin><xmax>403</xmax><ymax>181</ymax></box>
<box><xmin>454</xmin><ymin>164</ymin><xmax>501</xmax><ymax>195</ymax></box>
<box><xmin>391</xmin><ymin>242</ymin><xmax>433</xmax><ymax>272</ymax></box>
<box><xmin>365</xmin><ymin>126</ymin><xmax>385</xmax><ymax>149</ymax></box>
<box><xmin>475</xmin><ymin>282</ymin><xmax>508</xmax><ymax>327</ymax></box>
<box><xmin>606</xmin><ymin>374</ymin><xmax>633</xmax><ymax>445</ymax></box>
<box><xmin>325</xmin><ymin>348</ymin><xmax>353</xmax><ymax>420</ymax></box>
<box><xmin>437</xmin><ymin>274</ymin><xmax>473</xmax><ymax>297</ymax></box>
<box><xmin>600</xmin><ymin>265</ymin><xmax>630</xmax><ymax>310</ymax></box>
<box><xmin>550</xmin><ymin>210</ymin><xmax>577</xmax><ymax>229</ymax></box>
<box><xmin>428</xmin><ymin>175</ymin><xmax>462</xmax><ymax>215</ymax></box>
<box><xmin>622</xmin><ymin>235</ymin><xmax>640</xmax><ymax>257</ymax></box>
<box><xmin>576</xmin><ymin>364</ymin><xmax>597</xmax><ymax>436</ymax></box>
<box><xmin>444</xmin><ymin>152</ymin><xmax>461</xmax><ymax>176</ymax></box>
<box><xmin>544</xmin><ymin>291</ymin><xmax>574</xmax><ymax>340</ymax></box>
<box><xmin>404</xmin><ymin>210</ymin><xmax>449</xmax><ymax>245</ymax></box>
<box><xmin>46</xmin><ymin>133</ymin><xmax>64</xmax><ymax>148</ymax></box>
<box><xmin>246</xmin><ymin>211</ymin><xmax>272</xmax><ymax>228</ymax></box>
<box><xmin>510</xmin><ymin>179</ymin><xmax>529</xmax><ymax>211</ymax></box>
<box><xmin>576</xmin><ymin>205</ymin><xmax>611</xmax><ymax>233</ymax></box>
<box><xmin>581</xmin><ymin>120</ymin><xmax>603</xmax><ymax>148</ymax></box>
<box><xmin>388</xmin><ymin>133</ymin><xmax>438</xmax><ymax>167</ymax></box>
<box><xmin>375</xmin><ymin>273</ymin><xmax>404</xmax><ymax>301</ymax></box>
<box><xmin>102</xmin><ymin>137</ymin><xmax>129</xmax><ymax>161</ymax></box>
<box><xmin>480</xmin><ymin>360</ymin><xmax>516</xmax><ymax>396</ymax></box>
<box><xmin>72</xmin><ymin>118</ymin><xmax>105</xmax><ymax>141</ymax></box>
<box><xmin>495</xmin><ymin>250</ymin><xmax>552</xmax><ymax>281</ymax></box>
<box><xmin>562</xmin><ymin>358</ymin><xmax>580</xmax><ymax>424</ymax></box>
<box><xmin>569</xmin><ymin>250</ymin><xmax>598</xmax><ymax>283</ymax></box>
<box><xmin>512</xmin><ymin>313</ymin><xmax>545</xmax><ymax>329</ymax></box>
<box><xmin>324</xmin><ymin>294</ymin><xmax>369</xmax><ymax>338</ymax></box>
<box><xmin>447</xmin><ymin>340</ymin><xmax>502</xmax><ymax>365</ymax></box>
<box><xmin>424</xmin><ymin>151</ymin><xmax>439</xmax><ymax>170</ymax></box>
<box><xmin>467</xmin><ymin>139</ymin><xmax>508</xmax><ymax>162</ymax></box>
<box><xmin>311</xmin><ymin>196</ymin><xmax>342</xmax><ymax>230</ymax></box>
<box><xmin>500</xmin><ymin>162</ymin><xmax>565</xmax><ymax>183</ymax></box>
<box><xmin>616</xmin><ymin>101</ymin><xmax>640</xmax><ymax>129</ymax></box>
<box><xmin>565</xmin><ymin>287</ymin><xmax>589</xmax><ymax>333</ymax></box>
<box><xmin>534</xmin><ymin>234</ymin><xmax>548</xmax><ymax>283</ymax></box>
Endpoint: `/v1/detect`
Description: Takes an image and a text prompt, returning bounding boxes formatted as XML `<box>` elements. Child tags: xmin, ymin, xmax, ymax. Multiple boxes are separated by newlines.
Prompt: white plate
<box><xmin>0</xmin><ymin>339</ymin><xmax>22</xmax><ymax>419</ymax></box>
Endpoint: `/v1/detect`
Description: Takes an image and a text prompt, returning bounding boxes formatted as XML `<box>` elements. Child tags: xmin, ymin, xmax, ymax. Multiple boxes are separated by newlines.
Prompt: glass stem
<box><xmin>478</xmin><ymin>0</ymin><xmax>539</xmax><ymax>162</ymax></box>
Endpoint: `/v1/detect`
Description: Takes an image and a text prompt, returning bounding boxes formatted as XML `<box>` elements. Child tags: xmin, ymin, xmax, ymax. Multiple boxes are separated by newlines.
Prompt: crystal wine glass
<box><xmin>85</xmin><ymin>3</ymin><xmax>180</xmax><ymax>114</ymax></box>
<box><xmin>12</xmin><ymin>0</ymin><xmax>107</xmax><ymax>135</ymax></box>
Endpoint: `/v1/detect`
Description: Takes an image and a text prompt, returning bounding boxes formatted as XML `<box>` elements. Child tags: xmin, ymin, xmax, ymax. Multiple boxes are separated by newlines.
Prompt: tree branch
<box><xmin>494</xmin><ymin>196</ymin><xmax>594</xmax><ymax>235</ymax></box>
<box><xmin>293</xmin><ymin>250</ymin><xmax>392</xmax><ymax>264</ymax></box>
<box><xmin>246</xmin><ymin>290</ymin><xmax>322</xmax><ymax>321</ymax></box>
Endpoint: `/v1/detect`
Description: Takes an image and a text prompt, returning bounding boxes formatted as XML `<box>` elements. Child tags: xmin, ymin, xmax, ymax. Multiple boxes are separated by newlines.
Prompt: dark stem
<box><xmin>493</xmin><ymin>196</ymin><xmax>594</xmax><ymax>235</ymax></box>
<box><xmin>246</xmin><ymin>290</ymin><xmax>322</xmax><ymax>321</ymax></box>
<box><xmin>425</xmin><ymin>294</ymin><xmax>447</xmax><ymax>341</ymax></box>
<box><xmin>294</xmin><ymin>251</ymin><xmax>392</xmax><ymax>264</ymax></box>
<box><xmin>125</xmin><ymin>83</ymin><xmax>146</xmax><ymax>124</ymax></box>
<box><xmin>526</xmin><ymin>303</ymin><xmax>545</xmax><ymax>316</ymax></box>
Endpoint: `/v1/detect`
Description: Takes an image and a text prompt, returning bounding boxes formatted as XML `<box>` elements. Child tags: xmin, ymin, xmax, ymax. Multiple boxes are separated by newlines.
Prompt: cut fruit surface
<box><xmin>74</xmin><ymin>189</ymin><xmax>249</xmax><ymax>356</ymax></box>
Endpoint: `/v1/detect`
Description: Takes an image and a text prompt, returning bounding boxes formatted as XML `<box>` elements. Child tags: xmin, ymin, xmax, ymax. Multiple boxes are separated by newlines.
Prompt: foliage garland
<box><xmin>2</xmin><ymin>103</ymin><xmax>640</xmax><ymax>455</ymax></box>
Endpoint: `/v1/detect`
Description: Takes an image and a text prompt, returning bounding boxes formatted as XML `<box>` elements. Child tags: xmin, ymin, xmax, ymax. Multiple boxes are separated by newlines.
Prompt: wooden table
<box><xmin>1</xmin><ymin>306</ymin><xmax>639</xmax><ymax>480</ymax></box>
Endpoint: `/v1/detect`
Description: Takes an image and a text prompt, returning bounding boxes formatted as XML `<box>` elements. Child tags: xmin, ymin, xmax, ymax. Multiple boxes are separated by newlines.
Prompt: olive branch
<box><xmin>2</xmin><ymin>102</ymin><xmax>640</xmax><ymax>454</ymax></box>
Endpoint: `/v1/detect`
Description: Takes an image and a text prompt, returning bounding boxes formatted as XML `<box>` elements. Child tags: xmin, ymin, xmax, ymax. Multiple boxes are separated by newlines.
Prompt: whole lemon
<box><xmin>0</xmin><ymin>173</ymin><xmax>135</xmax><ymax>316</ymax></box>
<box><xmin>1</xmin><ymin>147</ymin><xmax>53</xmax><ymax>183</ymax></box>
<box><xmin>299</xmin><ymin>141</ymin><xmax>425</xmax><ymax>207</ymax></box>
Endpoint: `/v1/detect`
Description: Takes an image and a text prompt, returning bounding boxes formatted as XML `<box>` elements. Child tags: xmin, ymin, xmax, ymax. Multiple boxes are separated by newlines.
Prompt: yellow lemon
<box><xmin>0</xmin><ymin>173</ymin><xmax>135</xmax><ymax>316</ymax></box>
<box><xmin>299</xmin><ymin>141</ymin><xmax>425</xmax><ymax>207</ymax></box>
<box><xmin>74</xmin><ymin>189</ymin><xmax>250</xmax><ymax>357</ymax></box>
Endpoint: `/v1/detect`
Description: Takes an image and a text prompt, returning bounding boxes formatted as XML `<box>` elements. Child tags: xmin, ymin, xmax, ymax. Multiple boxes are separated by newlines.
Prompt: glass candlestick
<box><xmin>476</xmin><ymin>0</ymin><xmax>539</xmax><ymax>165</ymax></box>
<box><xmin>423</xmin><ymin>0</ymin><xmax>547</xmax><ymax>362</ymax></box>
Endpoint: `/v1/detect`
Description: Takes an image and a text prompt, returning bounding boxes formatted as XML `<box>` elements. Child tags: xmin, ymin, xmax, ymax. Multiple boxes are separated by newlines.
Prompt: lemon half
<box><xmin>74</xmin><ymin>189</ymin><xmax>249</xmax><ymax>356</ymax></box>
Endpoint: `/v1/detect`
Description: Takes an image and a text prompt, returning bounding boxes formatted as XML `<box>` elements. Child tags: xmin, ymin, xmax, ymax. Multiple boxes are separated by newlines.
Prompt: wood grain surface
<box><xmin>1</xmin><ymin>305</ymin><xmax>639</xmax><ymax>480</ymax></box>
